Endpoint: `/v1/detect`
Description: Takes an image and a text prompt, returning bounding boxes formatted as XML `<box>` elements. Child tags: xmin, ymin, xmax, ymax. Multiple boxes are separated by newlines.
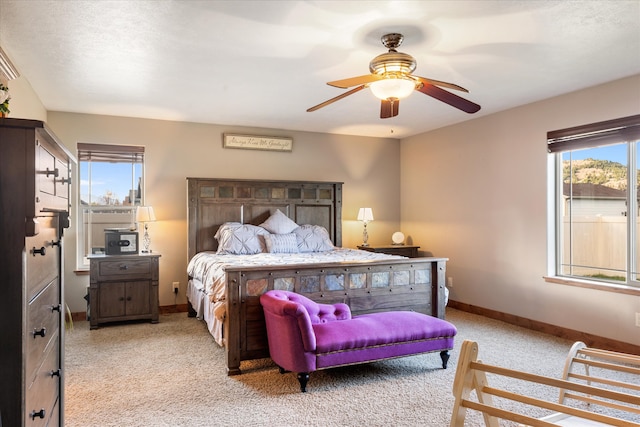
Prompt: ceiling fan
<box><xmin>307</xmin><ymin>33</ymin><xmax>481</xmax><ymax>119</ymax></box>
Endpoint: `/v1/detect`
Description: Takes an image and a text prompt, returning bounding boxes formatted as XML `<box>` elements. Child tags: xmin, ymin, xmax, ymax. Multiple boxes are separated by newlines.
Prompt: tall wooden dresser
<box><xmin>0</xmin><ymin>118</ymin><xmax>74</xmax><ymax>427</ymax></box>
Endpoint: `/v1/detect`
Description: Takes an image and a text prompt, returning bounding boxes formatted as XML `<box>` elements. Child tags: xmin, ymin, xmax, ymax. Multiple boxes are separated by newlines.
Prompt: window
<box><xmin>549</xmin><ymin>115</ymin><xmax>640</xmax><ymax>287</ymax></box>
<box><xmin>77</xmin><ymin>143</ymin><xmax>145</xmax><ymax>268</ymax></box>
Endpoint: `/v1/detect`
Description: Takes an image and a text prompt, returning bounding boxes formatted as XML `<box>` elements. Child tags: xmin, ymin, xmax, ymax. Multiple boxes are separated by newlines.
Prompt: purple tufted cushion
<box><xmin>312</xmin><ymin>311</ymin><xmax>457</xmax><ymax>354</ymax></box>
<box><xmin>263</xmin><ymin>290</ymin><xmax>351</xmax><ymax>324</ymax></box>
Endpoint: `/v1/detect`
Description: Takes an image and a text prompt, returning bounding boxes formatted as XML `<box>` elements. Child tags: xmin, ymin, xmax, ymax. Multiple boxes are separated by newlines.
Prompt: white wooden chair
<box><xmin>450</xmin><ymin>340</ymin><xmax>640</xmax><ymax>426</ymax></box>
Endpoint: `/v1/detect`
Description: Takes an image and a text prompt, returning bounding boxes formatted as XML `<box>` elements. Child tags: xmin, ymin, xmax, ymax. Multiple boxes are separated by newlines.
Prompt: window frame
<box><xmin>76</xmin><ymin>143</ymin><xmax>146</xmax><ymax>270</ymax></box>
<box><xmin>547</xmin><ymin>114</ymin><xmax>640</xmax><ymax>292</ymax></box>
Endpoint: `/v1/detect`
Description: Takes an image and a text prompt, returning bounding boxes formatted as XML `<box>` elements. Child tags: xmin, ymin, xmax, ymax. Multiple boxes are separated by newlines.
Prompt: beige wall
<box><xmin>401</xmin><ymin>74</ymin><xmax>640</xmax><ymax>346</ymax></box>
<box><xmin>45</xmin><ymin>113</ymin><xmax>401</xmax><ymax>312</ymax></box>
<box><xmin>3</xmin><ymin>75</ymin><xmax>47</xmax><ymax>121</ymax></box>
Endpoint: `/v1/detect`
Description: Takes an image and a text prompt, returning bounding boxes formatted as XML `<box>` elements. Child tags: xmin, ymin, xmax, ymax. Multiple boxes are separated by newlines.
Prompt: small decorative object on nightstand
<box><xmin>88</xmin><ymin>253</ymin><xmax>160</xmax><ymax>329</ymax></box>
<box><xmin>358</xmin><ymin>244</ymin><xmax>420</xmax><ymax>258</ymax></box>
<box><xmin>392</xmin><ymin>231</ymin><xmax>405</xmax><ymax>245</ymax></box>
<box><xmin>357</xmin><ymin>207</ymin><xmax>374</xmax><ymax>246</ymax></box>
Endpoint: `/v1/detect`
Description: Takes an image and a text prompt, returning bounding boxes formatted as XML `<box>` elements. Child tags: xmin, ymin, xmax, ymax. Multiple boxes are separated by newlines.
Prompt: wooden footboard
<box><xmin>223</xmin><ymin>257</ymin><xmax>447</xmax><ymax>375</ymax></box>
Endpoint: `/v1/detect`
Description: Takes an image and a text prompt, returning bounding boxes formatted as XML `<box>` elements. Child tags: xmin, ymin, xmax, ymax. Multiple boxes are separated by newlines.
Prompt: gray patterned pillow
<box><xmin>264</xmin><ymin>233</ymin><xmax>299</xmax><ymax>253</ymax></box>
<box><xmin>259</xmin><ymin>209</ymin><xmax>299</xmax><ymax>234</ymax></box>
<box><xmin>293</xmin><ymin>224</ymin><xmax>334</xmax><ymax>252</ymax></box>
<box><xmin>215</xmin><ymin>222</ymin><xmax>269</xmax><ymax>254</ymax></box>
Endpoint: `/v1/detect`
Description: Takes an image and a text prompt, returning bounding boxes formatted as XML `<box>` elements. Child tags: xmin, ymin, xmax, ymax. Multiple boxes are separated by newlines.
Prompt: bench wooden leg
<box><xmin>297</xmin><ymin>372</ymin><xmax>310</xmax><ymax>393</ymax></box>
<box><xmin>441</xmin><ymin>350</ymin><xmax>451</xmax><ymax>369</ymax></box>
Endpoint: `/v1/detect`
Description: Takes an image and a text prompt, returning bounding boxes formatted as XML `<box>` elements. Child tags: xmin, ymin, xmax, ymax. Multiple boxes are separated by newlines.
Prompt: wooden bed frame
<box><xmin>187</xmin><ymin>177</ymin><xmax>448</xmax><ymax>375</ymax></box>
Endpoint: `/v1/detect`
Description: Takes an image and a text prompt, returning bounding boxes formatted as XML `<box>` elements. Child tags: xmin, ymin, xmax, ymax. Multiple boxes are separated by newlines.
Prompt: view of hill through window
<box><xmin>563</xmin><ymin>158</ymin><xmax>630</xmax><ymax>190</ymax></box>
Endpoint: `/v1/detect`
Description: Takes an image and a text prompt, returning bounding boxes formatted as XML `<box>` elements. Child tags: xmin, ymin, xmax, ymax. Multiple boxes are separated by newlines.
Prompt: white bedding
<box><xmin>186</xmin><ymin>248</ymin><xmax>405</xmax><ymax>346</ymax></box>
<box><xmin>186</xmin><ymin>278</ymin><xmax>226</xmax><ymax>345</ymax></box>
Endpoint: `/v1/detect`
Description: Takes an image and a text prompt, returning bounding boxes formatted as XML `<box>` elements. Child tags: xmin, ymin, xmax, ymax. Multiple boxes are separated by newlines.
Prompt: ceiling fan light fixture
<box><xmin>307</xmin><ymin>33</ymin><xmax>480</xmax><ymax>116</ymax></box>
<box><xmin>370</xmin><ymin>77</ymin><xmax>416</xmax><ymax>100</ymax></box>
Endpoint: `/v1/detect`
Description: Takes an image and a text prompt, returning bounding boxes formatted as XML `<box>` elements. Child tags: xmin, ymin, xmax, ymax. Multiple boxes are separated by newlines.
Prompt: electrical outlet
<box><xmin>447</xmin><ymin>277</ymin><xmax>453</xmax><ymax>287</ymax></box>
<box><xmin>636</xmin><ymin>312</ymin><xmax>640</xmax><ymax>327</ymax></box>
<box><xmin>172</xmin><ymin>281</ymin><xmax>179</xmax><ymax>294</ymax></box>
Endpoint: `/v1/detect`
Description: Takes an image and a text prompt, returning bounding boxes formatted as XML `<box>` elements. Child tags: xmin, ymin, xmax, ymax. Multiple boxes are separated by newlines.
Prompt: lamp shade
<box><xmin>136</xmin><ymin>206</ymin><xmax>156</xmax><ymax>223</ymax></box>
<box><xmin>357</xmin><ymin>207</ymin><xmax>374</xmax><ymax>222</ymax></box>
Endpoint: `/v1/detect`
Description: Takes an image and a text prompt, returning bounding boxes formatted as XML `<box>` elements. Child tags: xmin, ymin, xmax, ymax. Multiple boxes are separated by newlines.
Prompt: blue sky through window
<box><xmin>80</xmin><ymin>161</ymin><xmax>142</xmax><ymax>206</ymax></box>
<box><xmin>563</xmin><ymin>143</ymin><xmax>627</xmax><ymax>165</ymax></box>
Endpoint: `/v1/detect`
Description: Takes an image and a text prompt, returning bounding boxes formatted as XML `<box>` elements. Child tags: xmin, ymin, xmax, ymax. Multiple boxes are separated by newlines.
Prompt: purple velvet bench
<box><xmin>259</xmin><ymin>290</ymin><xmax>457</xmax><ymax>392</ymax></box>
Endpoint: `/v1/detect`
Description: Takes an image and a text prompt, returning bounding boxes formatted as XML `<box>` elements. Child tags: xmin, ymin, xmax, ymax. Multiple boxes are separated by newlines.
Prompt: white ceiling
<box><xmin>1</xmin><ymin>0</ymin><xmax>639</xmax><ymax>139</ymax></box>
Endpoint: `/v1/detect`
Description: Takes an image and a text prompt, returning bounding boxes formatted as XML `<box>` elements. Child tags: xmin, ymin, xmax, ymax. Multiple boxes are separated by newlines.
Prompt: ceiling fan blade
<box><xmin>417</xmin><ymin>83</ymin><xmax>481</xmax><ymax>114</ymax></box>
<box><xmin>380</xmin><ymin>99</ymin><xmax>399</xmax><ymax>119</ymax></box>
<box><xmin>327</xmin><ymin>74</ymin><xmax>382</xmax><ymax>88</ymax></box>
<box><xmin>415</xmin><ymin>76</ymin><xmax>469</xmax><ymax>93</ymax></box>
<box><xmin>307</xmin><ymin>85</ymin><xmax>366</xmax><ymax>112</ymax></box>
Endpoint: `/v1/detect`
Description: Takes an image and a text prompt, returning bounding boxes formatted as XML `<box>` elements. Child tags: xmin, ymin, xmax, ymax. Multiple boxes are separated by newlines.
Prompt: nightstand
<box><xmin>357</xmin><ymin>245</ymin><xmax>420</xmax><ymax>258</ymax></box>
<box><xmin>88</xmin><ymin>253</ymin><xmax>160</xmax><ymax>329</ymax></box>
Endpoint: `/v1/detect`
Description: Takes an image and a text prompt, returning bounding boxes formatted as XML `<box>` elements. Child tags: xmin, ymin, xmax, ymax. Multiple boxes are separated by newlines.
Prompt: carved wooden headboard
<box><xmin>187</xmin><ymin>178</ymin><xmax>343</xmax><ymax>260</ymax></box>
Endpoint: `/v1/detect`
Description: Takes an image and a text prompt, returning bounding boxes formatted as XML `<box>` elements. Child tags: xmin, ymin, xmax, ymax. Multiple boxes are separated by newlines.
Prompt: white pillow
<box><xmin>215</xmin><ymin>222</ymin><xmax>269</xmax><ymax>255</ymax></box>
<box><xmin>259</xmin><ymin>209</ymin><xmax>299</xmax><ymax>234</ymax></box>
<box><xmin>293</xmin><ymin>224</ymin><xmax>334</xmax><ymax>252</ymax></box>
<box><xmin>264</xmin><ymin>233</ymin><xmax>299</xmax><ymax>253</ymax></box>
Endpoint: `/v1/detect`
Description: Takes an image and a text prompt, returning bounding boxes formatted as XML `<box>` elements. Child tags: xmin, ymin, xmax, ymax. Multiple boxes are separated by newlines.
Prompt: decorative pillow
<box><xmin>293</xmin><ymin>224</ymin><xmax>334</xmax><ymax>252</ymax></box>
<box><xmin>259</xmin><ymin>209</ymin><xmax>299</xmax><ymax>234</ymax></box>
<box><xmin>264</xmin><ymin>233</ymin><xmax>299</xmax><ymax>254</ymax></box>
<box><xmin>215</xmin><ymin>222</ymin><xmax>269</xmax><ymax>255</ymax></box>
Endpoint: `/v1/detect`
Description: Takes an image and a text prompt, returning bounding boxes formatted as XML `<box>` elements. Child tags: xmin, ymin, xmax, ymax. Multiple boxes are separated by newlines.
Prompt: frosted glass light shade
<box><xmin>370</xmin><ymin>78</ymin><xmax>415</xmax><ymax>100</ymax></box>
<box><xmin>136</xmin><ymin>206</ymin><xmax>156</xmax><ymax>223</ymax></box>
<box><xmin>357</xmin><ymin>207</ymin><xmax>374</xmax><ymax>222</ymax></box>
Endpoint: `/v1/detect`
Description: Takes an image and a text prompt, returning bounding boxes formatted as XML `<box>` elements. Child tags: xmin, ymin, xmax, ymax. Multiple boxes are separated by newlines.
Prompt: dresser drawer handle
<box><xmin>32</xmin><ymin>246</ymin><xmax>46</xmax><ymax>256</ymax></box>
<box><xmin>119</xmin><ymin>264</ymin><xmax>129</xmax><ymax>270</ymax></box>
<box><xmin>30</xmin><ymin>409</ymin><xmax>46</xmax><ymax>420</ymax></box>
<box><xmin>33</xmin><ymin>327</ymin><xmax>46</xmax><ymax>338</ymax></box>
<box><xmin>50</xmin><ymin>369</ymin><xmax>61</xmax><ymax>377</ymax></box>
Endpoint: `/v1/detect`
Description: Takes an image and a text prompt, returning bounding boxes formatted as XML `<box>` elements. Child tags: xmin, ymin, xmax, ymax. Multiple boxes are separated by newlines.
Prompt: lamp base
<box><xmin>141</xmin><ymin>225</ymin><xmax>151</xmax><ymax>253</ymax></box>
<box><xmin>360</xmin><ymin>243</ymin><xmax>370</xmax><ymax>247</ymax></box>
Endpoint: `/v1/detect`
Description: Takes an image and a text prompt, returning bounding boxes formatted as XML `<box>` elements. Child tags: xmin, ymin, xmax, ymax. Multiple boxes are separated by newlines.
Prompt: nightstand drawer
<box><xmin>97</xmin><ymin>258</ymin><xmax>152</xmax><ymax>279</ymax></box>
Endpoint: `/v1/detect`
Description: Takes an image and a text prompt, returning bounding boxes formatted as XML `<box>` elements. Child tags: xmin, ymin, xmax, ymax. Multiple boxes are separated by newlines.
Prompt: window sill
<box><xmin>74</xmin><ymin>269</ymin><xmax>90</xmax><ymax>276</ymax></box>
<box><xmin>544</xmin><ymin>276</ymin><xmax>640</xmax><ymax>296</ymax></box>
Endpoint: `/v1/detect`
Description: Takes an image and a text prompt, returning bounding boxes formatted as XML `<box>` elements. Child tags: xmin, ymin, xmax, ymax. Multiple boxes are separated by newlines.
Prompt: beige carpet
<box><xmin>63</xmin><ymin>308</ymin><xmax>635</xmax><ymax>426</ymax></box>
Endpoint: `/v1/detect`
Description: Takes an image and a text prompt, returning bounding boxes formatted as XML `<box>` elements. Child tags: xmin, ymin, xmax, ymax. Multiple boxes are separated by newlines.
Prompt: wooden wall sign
<box><xmin>223</xmin><ymin>134</ymin><xmax>293</xmax><ymax>152</ymax></box>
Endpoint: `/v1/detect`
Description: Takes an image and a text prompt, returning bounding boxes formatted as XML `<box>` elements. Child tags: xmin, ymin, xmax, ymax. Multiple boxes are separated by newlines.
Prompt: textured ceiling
<box><xmin>0</xmin><ymin>0</ymin><xmax>639</xmax><ymax>139</ymax></box>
